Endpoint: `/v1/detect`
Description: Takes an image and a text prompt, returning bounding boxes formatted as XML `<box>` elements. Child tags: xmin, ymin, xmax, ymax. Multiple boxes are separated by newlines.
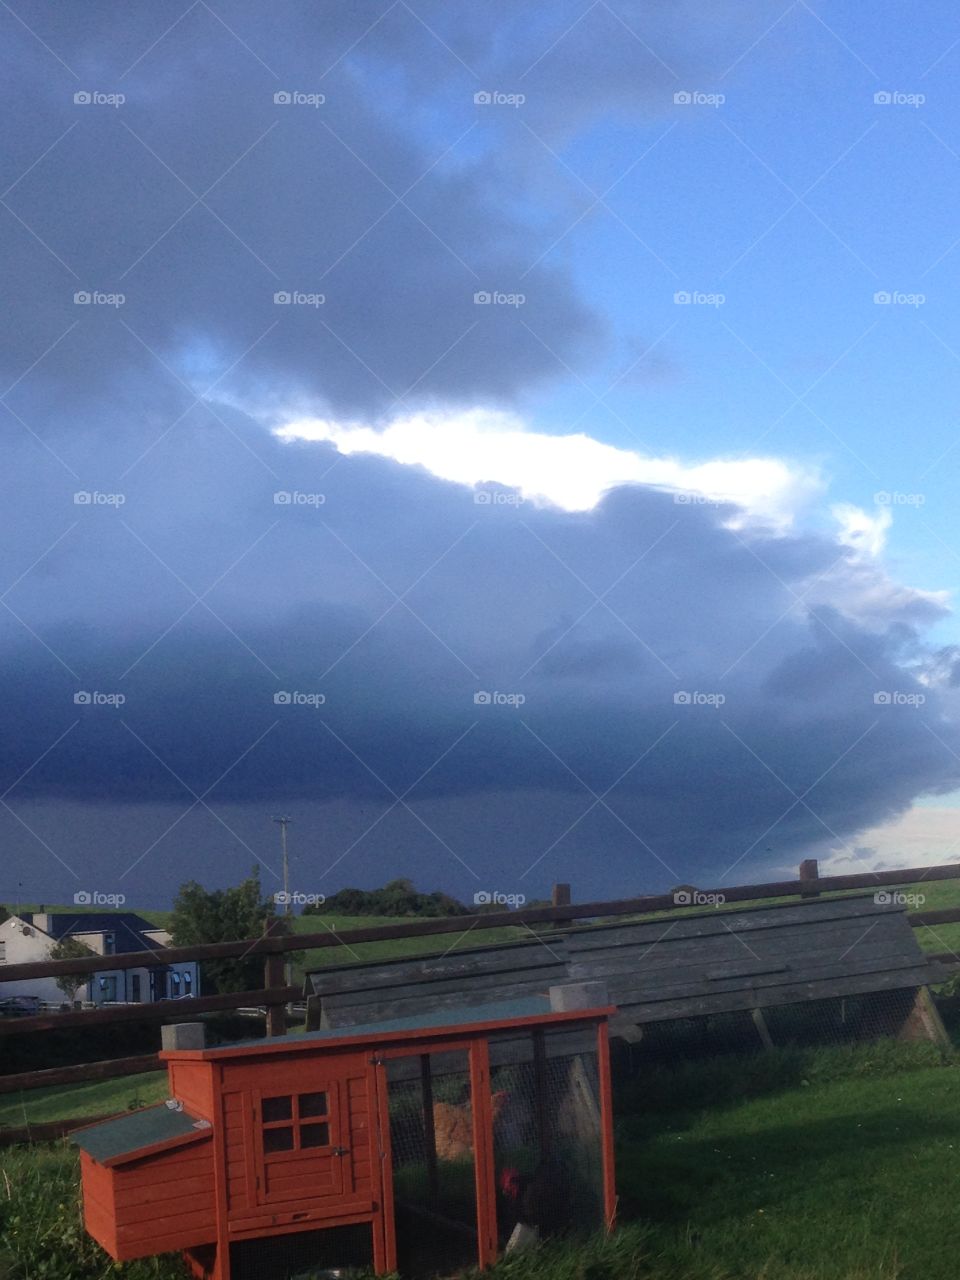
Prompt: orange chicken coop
<box><xmin>73</xmin><ymin>994</ymin><xmax>617</xmax><ymax>1279</ymax></box>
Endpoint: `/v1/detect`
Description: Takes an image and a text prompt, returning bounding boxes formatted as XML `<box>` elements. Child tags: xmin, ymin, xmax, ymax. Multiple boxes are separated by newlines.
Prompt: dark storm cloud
<box><xmin>2</xmin><ymin>411</ymin><xmax>958</xmax><ymax>899</ymax></box>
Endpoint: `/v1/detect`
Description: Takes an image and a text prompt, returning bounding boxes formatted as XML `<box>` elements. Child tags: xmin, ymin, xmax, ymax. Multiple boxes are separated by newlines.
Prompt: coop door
<box><xmin>376</xmin><ymin>1045</ymin><xmax>492</xmax><ymax>1276</ymax></box>
<box><xmin>253</xmin><ymin>1079</ymin><xmax>346</xmax><ymax>1208</ymax></box>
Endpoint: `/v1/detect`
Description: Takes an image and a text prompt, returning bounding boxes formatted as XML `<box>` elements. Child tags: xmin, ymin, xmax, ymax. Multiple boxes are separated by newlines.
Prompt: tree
<box><xmin>302</xmin><ymin>879</ymin><xmax>469</xmax><ymax>918</ymax></box>
<box><xmin>169</xmin><ymin>870</ymin><xmax>275</xmax><ymax>994</ymax></box>
<box><xmin>49</xmin><ymin>935</ymin><xmax>94</xmax><ymax>1004</ymax></box>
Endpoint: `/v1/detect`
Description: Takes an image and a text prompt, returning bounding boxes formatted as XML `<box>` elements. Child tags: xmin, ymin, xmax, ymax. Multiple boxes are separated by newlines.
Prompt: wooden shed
<box><xmin>306</xmin><ymin>894</ymin><xmax>949</xmax><ymax>1051</ymax></box>
<box><xmin>74</xmin><ymin>994</ymin><xmax>616</xmax><ymax>1280</ymax></box>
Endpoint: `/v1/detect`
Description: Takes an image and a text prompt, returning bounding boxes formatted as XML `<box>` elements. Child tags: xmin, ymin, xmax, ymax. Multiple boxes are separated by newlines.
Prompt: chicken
<box><xmin>432</xmin><ymin>1089</ymin><xmax>509</xmax><ymax>1160</ymax></box>
<box><xmin>499</xmin><ymin>1157</ymin><xmax>570</xmax><ymax>1246</ymax></box>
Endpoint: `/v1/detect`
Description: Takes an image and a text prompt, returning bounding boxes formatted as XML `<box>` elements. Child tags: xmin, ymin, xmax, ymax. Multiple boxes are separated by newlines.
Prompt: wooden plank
<box><xmin>908</xmin><ymin>907</ymin><xmax>960</xmax><ymax>927</ymax></box>
<box><xmin>320</xmin><ymin>979</ymin><xmax>563</xmax><ymax>1029</ymax></box>
<box><xmin>599</xmin><ymin>952</ymin><xmax>936</xmax><ymax>1008</ymax></box>
<box><xmin>310</xmin><ymin>940</ymin><xmax>568</xmax><ymax>996</ymax></box>
<box><xmin>0</xmin><ymin>1052</ymin><xmax>160</xmax><ymax>1095</ymax></box>
<box><xmin>564</xmin><ymin>896</ymin><xmax>904</xmax><ymax>953</ymax></box>
<box><xmin>706</xmin><ymin>961</ymin><xmax>790</xmax><ymax>981</ymax></box>
<box><xmin>0</xmin><ymin>1111</ymin><xmax>123</xmax><ymax>1147</ymax></box>
<box><xmin>0</xmin><ymin>986</ymin><xmax>299</xmax><ymax>1036</ymax></box>
<box><xmin>568</xmin><ymin>935</ymin><xmax>931</xmax><ymax>992</ymax></box>
<box><xmin>618</xmin><ymin>969</ymin><xmax>928</xmax><ymax>1024</ymax></box>
<box><xmin>316</xmin><ymin>959</ymin><xmax>567</xmax><ymax>1008</ymax></box>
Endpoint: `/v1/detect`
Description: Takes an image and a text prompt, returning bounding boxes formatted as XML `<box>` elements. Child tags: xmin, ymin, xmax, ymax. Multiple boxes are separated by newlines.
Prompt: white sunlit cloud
<box><xmin>274</xmin><ymin>408</ymin><xmax>825</xmax><ymax>528</ymax></box>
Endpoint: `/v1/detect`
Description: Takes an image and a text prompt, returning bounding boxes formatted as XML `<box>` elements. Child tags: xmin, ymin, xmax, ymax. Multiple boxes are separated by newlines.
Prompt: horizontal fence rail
<box><xmin>5</xmin><ymin>862</ymin><xmax>960</xmax><ymax>985</ymax></box>
<box><xmin>3</xmin><ymin>860</ymin><xmax>960</xmax><ymax>1103</ymax></box>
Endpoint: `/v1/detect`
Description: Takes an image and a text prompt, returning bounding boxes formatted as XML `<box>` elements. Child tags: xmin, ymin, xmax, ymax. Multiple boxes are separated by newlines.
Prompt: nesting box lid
<box><xmin>71</xmin><ymin>1100</ymin><xmax>212</xmax><ymax>1167</ymax></box>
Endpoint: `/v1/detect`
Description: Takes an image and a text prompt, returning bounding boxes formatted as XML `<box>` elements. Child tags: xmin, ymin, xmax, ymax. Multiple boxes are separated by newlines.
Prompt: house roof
<box><xmin>162</xmin><ymin>996</ymin><xmax>613</xmax><ymax>1062</ymax></box>
<box><xmin>71</xmin><ymin>1101</ymin><xmax>212</xmax><ymax>1166</ymax></box>
<box><xmin>20</xmin><ymin>911</ymin><xmax>163</xmax><ymax>955</ymax></box>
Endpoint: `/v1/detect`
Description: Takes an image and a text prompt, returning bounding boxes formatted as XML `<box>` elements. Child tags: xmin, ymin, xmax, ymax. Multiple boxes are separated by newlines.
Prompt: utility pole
<box><xmin>273</xmin><ymin>816</ymin><xmax>291</xmax><ymax>915</ymax></box>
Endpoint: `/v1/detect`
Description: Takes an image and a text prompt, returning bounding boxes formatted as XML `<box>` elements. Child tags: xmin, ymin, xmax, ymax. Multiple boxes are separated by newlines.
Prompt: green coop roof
<box><xmin>207</xmin><ymin>995</ymin><xmax>558</xmax><ymax>1054</ymax></box>
<box><xmin>71</xmin><ymin>1101</ymin><xmax>212</xmax><ymax>1166</ymax></box>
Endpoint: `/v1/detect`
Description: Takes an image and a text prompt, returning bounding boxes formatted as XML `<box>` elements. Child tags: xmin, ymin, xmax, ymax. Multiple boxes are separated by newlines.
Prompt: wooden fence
<box><xmin>2</xmin><ymin>860</ymin><xmax>960</xmax><ymax>1101</ymax></box>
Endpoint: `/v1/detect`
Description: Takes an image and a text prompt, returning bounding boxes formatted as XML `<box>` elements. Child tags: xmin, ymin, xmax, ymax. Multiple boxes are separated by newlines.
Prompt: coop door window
<box><xmin>260</xmin><ymin>1091</ymin><xmax>332</xmax><ymax>1157</ymax></box>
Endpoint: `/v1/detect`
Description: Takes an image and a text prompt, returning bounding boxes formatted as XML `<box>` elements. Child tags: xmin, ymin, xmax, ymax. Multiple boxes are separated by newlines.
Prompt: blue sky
<box><xmin>2</xmin><ymin>1</ymin><xmax>960</xmax><ymax>908</ymax></box>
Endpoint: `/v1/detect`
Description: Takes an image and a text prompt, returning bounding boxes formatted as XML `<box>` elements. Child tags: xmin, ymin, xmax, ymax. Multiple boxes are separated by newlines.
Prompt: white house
<box><xmin>0</xmin><ymin>910</ymin><xmax>198</xmax><ymax>1007</ymax></box>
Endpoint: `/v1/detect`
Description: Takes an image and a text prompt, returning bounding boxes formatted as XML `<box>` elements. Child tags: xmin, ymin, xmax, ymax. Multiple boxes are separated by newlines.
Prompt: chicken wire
<box><xmin>384</xmin><ymin>1048</ymin><xmax>480</xmax><ymax>1276</ymax></box>
<box><xmin>488</xmin><ymin>1025</ymin><xmax>605</xmax><ymax>1252</ymax></box>
<box><xmin>620</xmin><ymin>986</ymin><xmax>923</xmax><ymax>1067</ymax></box>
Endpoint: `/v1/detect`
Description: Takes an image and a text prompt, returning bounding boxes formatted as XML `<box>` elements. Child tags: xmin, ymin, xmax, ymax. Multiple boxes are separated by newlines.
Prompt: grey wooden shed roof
<box><xmin>564</xmin><ymin>894</ymin><xmax>948</xmax><ymax>1027</ymax></box>
<box><xmin>306</xmin><ymin>895</ymin><xmax>947</xmax><ymax>1035</ymax></box>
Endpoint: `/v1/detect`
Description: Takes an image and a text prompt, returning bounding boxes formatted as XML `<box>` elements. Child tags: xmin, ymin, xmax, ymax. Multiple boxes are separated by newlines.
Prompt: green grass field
<box><xmin>288</xmin><ymin>911</ymin><xmax>533</xmax><ymax>980</ymax></box>
<box><xmin>0</xmin><ymin>1072</ymin><xmax>168</xmax><ymax>1128</ymax></box>
<box><xmin>2</xmin><ymin>1039</ymin><xmax>959</xmax><ymax>1279</ymax></box>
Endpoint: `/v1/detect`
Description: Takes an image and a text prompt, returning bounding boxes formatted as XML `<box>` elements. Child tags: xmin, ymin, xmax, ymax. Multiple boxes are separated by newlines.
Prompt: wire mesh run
<box><xmin>489</xmin><ymin>1025</ymin><xmax>605</xmax><ymax>1253</ymax></box>
<box><xmin>385</xmin><ymin>1048</ymin><xmax>480</xmax><ymax>1276</ymax></box>
<box><xmin>622</xmin><ymin>987</ymin><xmax>923</xmax><ymax>1066</ymax></box>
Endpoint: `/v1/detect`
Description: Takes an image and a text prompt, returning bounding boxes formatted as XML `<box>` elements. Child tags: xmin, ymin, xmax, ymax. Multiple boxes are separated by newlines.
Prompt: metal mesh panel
<box><xmin>489</xmin><ymin>1026</ymin><xmax>605</xmax><ymax>1252</ymax></box>
<box><xmin>622</xmin><ymin>987</ymin><xmax>922</xmax><ymax>1065</ymax></box>
<box><xmin>229</xmin><ymin>1222</ymin><xmax>372</xmax><ymax>1280</ymax></box>
<box><xmin>385</xmin><ymin>1049</ymin><xmax>479</xmax><ymax>1276</ymax></box>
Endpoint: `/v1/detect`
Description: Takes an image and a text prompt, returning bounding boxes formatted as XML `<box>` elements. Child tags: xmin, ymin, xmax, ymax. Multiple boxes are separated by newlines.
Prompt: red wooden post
<box><xmin>799</xmin><ymin>859</ymin><xmax>820</xmax><ymax>898</ymax></box>
<box><xmin>469</xmin><ymin>1038</ymin><xmax>499</xmax><ymax>1269</ymax></box>
<box><xmin>597</xmin><ymin>1020</ymin><xmax>617</xmax><ymax>1232</ymax></box>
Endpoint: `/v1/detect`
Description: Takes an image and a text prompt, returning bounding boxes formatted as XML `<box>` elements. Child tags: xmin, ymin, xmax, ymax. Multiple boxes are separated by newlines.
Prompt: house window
<box><xmin>169</xmin><ymin>972</ymin><xmax>181</xmax><ymax>996</ymax></box>
<box><xmin>103</xmin><ymin>933</ymin><xmax>115</xmax><ymax>955</ymax></box>
<box><xmin>183</xmin><ymin>970</ymin><xmax>192</xmax><ymax>995</ymax></box>
<box><xmin>260</xmin><ymin>1092</ymin><xmax>331</xmax><ymax>1156</ymax></box>
<box><xmin>0</xmin><ymin>941</ymin><xmax>5</xmax><ymax>962</ymax></box>
<box><xmin>131</xmin><ymin>974</ymin><xmax>141</xmax><ymax>1002</ymax></box>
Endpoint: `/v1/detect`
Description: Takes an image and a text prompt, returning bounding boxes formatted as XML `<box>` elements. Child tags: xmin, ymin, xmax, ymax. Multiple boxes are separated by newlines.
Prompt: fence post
<box><xmin>799</xmin><ymin>859</ymin><xmax>820</xmax><ymax>898</ymax></box>
<box><xmin>552</xmin><ymin>882</ymin><xmax>572</xmax><ymax>929</ymax></box>
<box><xmin>263</xmin><ymin>916</ymin><xmax>288</xmax><ymax>1037</ymax></box>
